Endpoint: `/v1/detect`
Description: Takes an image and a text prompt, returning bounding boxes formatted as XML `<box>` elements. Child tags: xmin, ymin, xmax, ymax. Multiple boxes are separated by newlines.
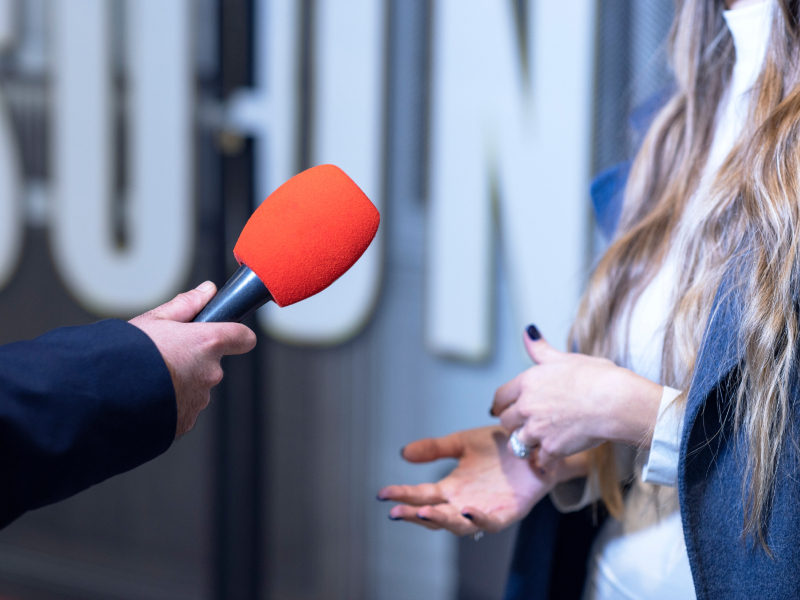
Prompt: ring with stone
<box><xmin>510</xmin><ymin>428</ymin><xmax>534</xmax><ymax>459</ymax></box>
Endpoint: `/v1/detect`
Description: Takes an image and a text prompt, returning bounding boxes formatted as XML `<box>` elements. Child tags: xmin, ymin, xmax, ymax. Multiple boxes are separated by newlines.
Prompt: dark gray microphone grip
<box><xmin>193</xmin><ymin>264</ymin><xmax>273</xmax><ymax>323</ymax></box>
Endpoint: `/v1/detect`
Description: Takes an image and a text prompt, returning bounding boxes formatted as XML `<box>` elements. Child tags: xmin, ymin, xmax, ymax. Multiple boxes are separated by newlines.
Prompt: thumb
<box><xmin>401</xmin><ymin>433</ymin><xmax>465</xmax><ymax>463</ymax></box>
<box><xmin>151</xmin><ymin>281</ymin><xmax>218</xmax><ymax>323</ymax></box>
<box><xmin>522</xmin><ymin>324</ymin><xmax>561</xmax><ymax>364</ymax></box>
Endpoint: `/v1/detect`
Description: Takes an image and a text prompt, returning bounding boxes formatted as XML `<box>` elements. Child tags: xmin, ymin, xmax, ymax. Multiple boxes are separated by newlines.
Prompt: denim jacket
<box><xmin>504</xmin><ymin>163</ymin><xmax>800</xmax><ymax>600</ymax></box>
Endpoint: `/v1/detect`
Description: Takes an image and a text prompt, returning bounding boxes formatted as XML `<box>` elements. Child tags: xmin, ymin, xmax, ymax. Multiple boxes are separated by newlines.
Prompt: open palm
<box><xmin>377</xmin><ymin>426</ymin><xmax>555</xmax><ymax>535</ymax></box>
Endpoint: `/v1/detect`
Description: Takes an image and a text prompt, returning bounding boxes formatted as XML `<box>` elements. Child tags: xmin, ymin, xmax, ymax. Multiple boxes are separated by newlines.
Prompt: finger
<box><xmin>536</xmin><ymin>445</ymin><xmax>559</xmax><ymax>472</ymax></box>
<box><xmin>505</xmin><ymin>435</ymin><xmax>542</xmax><ymax>464</ymax></box>
<box><xmin>526</xmin><ymin>446</ymin><xmax>550</xmax><ymax>477</ymax></box>
<box><xmin>417</xmin><ymin>505</ymin><xmax>478</xmax><ymax>536</ymax></box>
<box><xmin>401</xmin><ymin>433</ymin><xmax>465</xmax><ymax>463</ymax></box>
<box><xmin>206</xmin><ymin>323</ymin><xmax>257</xmax><ymax>356</ymax></box>
<box><xmin>204</xmin><ymin>362</ymin><xmax>225</xmax><ymax>388</ymax></box>
<box><xmin>491</xmin><ymin>376</ymin><xmax>522</xmax><ymax>417</ymax></box>
<box><xmin>150</xmin><ymin>282</ymin><xmax>218</xmax><ymax>323</ymax></box>
<box><xmin>515</xmin><ymin>423</ymin><xmax>541</xmax><ymax>449</ymax></box>
<box><xmin>460</xmin><ymin>506</ymin><xmax>504</xmax><ymax>534</ymax></box>
<box><xmin>522</xmin><ymin>324</ymin><xmax>562</xmax><ymax>365</ymax></box>
<box><xmin>377</xmin><ymin>483</ymin><xmax>446</xmax><ymax>506</ymax></box>
<box><xmin>389</xmin><ymin>504</ymin><xmax>442</xmax><ymax>530</ymax></box>
<box><xmin>498</xmin><ymin>402</ymin><xmax>526</xmax><ymax>433</ymax></box>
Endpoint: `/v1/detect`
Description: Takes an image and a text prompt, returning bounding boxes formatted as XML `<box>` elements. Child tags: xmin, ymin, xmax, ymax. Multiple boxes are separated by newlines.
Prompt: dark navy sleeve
<box><xmin>504</xmin><ymin>497</ymin><xmax>603</xmax><ymax>600</ymax></box>
<box><xmin>0</xmin><ymin>319</ymin><xmax>177</xmax><ymax>529</ymax></box>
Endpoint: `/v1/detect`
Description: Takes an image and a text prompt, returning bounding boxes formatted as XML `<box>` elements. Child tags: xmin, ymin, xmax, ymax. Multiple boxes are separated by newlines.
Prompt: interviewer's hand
<box><xmin>491</xmin><ymin>325</ymin><xmax>662</xmax><ymax>470</ymax></box>
<box><xmin>377</xmin><ymin>426</ymin><xmax>586</xmax><ymax>536</ymax></box>
<box><xmin>129</xmin><ymin>281</ymin><xmax>257</xmax><ymax>438</ymax></box>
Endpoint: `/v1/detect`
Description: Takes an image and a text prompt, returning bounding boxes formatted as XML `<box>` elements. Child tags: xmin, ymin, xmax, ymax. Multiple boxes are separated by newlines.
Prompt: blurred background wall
<box><xmin>0</xmin><ymin>1</ymin><xmax>673</xmax><ymax>599</ymax></box>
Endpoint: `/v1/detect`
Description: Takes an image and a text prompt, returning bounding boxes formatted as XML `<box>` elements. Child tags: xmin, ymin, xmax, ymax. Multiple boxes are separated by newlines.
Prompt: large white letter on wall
<box><xmin>230</xmin><ymin>0</ymin><xmax>385</xmax><ymax>346</ymax></box>
<box><xmin>0</xmin><ymin>0</ymin><xmax>22</xmax><ymax>289</ymax></box>
<box><xmin>262</xmin><ymin>0</ymin><xmax>385</xmax><ymax>345</ymax></box>
<box><xmin>427</xmin><ymin>0</ymin><xmax>596</xmax><ymax>359</ymax></box>
<box><xmin>51</xmin><ymin>0</ymin><xmax>193</xmax><ymax>314</ymax></box>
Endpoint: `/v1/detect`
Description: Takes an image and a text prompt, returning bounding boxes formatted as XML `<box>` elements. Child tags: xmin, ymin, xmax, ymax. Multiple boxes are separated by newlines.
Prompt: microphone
<box><xmin>194</xmin><ymin>164</ymin><xmax>380</xmax><ymax>323</ymax></box>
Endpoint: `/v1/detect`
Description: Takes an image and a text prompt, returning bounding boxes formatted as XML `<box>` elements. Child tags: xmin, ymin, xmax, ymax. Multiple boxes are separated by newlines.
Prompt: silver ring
<box><xmin>510</xmin><ymin>429</ymin><xmax>533</xmax><ymax>459</ymax></box>
<box><xmin>471</xmin><ymin>530</ymin><xmax>484</xmax><ymax>541</ymax></box>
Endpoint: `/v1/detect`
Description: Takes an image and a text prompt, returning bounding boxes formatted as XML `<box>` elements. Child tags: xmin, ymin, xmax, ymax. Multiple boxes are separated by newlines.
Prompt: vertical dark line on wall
<box><xmin>298</xmin><ymin>0</ymin><xmax>316</xmax><ymax>171</ymax></box>
<box><xmin>218</xmin><ymin>144</ymin><xmax>262</xmax><ymax>600</ymax></box>
<box><xmin>220</xmin><ymin>0</ymin><xmax>254</xmax><ymax>98</ymax></box>
<box><xmin>511</xmin><ymin>0</ymin><xmax>529</xmax><ymax>82</ymax></box>
<box><xmin>112</xmin><ymin>0</ymin><xmax>129</xmax><ymax>251</ymax></box>
<box><xmin>387</xmin><ymin>0</ymin><xmax>432</xmax><ymax>204</ymax></box>
<box><xmin>215</xmin><ymin>1</ymin><xmax>262</xmax><ymax>600</ymax></box>
<box><xmin>377</xmin><ymin>0</ymin><xmax>392</xmax><ymax>286</ymax></box>
<box><xmin>214</xmin><ymin>3</ymin><xmax>228</xmax><ymax>595</ymax></box>
<box><xmin>250</xmin><ymin>310</ymin><xmax>266</xmax><ymax>600</ymax></box>
<box><xmin>418</xmin><ymin>0</ymin><xmax>434</xmax><ymax>203</ymax></box>
<box><xmin>593</xmin><ymin>0</ymin><xmax>632</xmax><ymax>176</ymax></box>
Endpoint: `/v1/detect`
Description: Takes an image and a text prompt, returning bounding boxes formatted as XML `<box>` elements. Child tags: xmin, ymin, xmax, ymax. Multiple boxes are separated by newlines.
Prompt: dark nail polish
<box><xmin>462</xmin><ymin>513</ymin><xmax>474</xmax><ymax>521</ymax></box>
<box><xmin>400</xmin><ymin>446</ymin><xmax>406</xmax><ymax>459</ymax></box>
<box><xmin>489</xmin><ymin>407</ymin><xmax>495</xmax><ymax>417</ymax></box>
<box><xmin>376</xmin><ymin>495</ymin><xmax>388</xmax><ymax>502</ymax></box>
<box><xmin>526</xmin><ymin>324</ymin><xmax>541</xmax><ymax>341</ymax></box>
<box><xmin>539</xmin><ymin>468</ymin><xmax>547</xmax><ymax>476</ymax></box>
<box><xmin>388</xmin><ymin>515</ymin><xmax>403</xmax><ymax>521</ymax></box>
<box><xmin>417</xmin><ymin>514</ymin><xmax>431</xmax><ymax>521</ymax></box>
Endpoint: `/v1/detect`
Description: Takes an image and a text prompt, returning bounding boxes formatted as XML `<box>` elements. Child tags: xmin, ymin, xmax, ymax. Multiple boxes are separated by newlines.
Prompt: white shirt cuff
<box><xmin>641</xmin><ymin>386</ymin><xmax>684</xmax><ymax>488</ymax></box>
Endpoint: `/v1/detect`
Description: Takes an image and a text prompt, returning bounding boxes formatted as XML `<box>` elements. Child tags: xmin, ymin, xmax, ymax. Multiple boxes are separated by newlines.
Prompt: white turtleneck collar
<box><xmin>696</xmin><ymin>0</ymin><xmax>774</xmax><ymax>175</ymax></box>
<box><xmin>723</xmin><ymin>1</ymin><xmax>772</xmax><ymax>97</ymax></box>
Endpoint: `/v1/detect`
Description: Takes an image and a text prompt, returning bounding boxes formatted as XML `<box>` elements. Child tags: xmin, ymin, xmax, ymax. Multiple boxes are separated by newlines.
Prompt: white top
<box><xmin>551</xmin><ymin>3</ymin><xmax>773</xmax><ymax>599</ymax></box>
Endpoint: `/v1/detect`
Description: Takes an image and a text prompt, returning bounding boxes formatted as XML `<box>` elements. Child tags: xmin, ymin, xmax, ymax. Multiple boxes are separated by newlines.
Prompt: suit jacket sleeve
<box><xmin>0</xmin><ymin>319</ymin><xmax>177</xmax><ymax>528</ymax></box>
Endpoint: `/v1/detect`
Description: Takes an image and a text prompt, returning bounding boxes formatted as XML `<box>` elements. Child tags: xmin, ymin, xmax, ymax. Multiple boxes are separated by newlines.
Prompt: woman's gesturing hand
<box><xmin>377</xmin><ymin>426</ymin><xmax>586</xmax><ymax>536</ymax></box>
<box><xmin>491</xmin><ymin>326</ymin><xmax>662</xmax><ymax>470</ymax></box>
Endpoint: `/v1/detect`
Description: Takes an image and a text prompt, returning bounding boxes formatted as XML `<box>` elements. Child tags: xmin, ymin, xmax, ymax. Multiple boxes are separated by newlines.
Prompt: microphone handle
<box><xmin>194</xmin><ymin>264</ymin><xmax>273</xmax><ymax>323</ymax></box>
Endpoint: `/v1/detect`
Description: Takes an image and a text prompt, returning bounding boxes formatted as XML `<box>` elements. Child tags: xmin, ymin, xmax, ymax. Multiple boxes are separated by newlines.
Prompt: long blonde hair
<box><xmin>572</xmin><ymin>0</ymin><xmax>800</xmax><ymax>549</ymax></box>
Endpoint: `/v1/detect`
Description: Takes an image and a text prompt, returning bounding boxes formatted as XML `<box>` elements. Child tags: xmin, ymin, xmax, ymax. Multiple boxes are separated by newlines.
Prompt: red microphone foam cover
<box><xmin>233</xmin><ymin>164</ymin><xmax>380</xmax><ymax>307</ymax></box>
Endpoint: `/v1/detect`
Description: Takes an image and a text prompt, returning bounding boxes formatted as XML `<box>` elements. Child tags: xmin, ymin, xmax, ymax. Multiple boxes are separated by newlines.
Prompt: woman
<box><xmin>378</xmin><ymin>0</ymin><xmax>800</xmax><ymax>597</ymax></box>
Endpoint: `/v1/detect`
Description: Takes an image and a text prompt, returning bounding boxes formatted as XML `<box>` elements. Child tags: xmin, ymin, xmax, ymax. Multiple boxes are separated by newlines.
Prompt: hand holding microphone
<box><xmin>130</xmin><ymin>282</ymin><xmax>256</xmax><ymax>437</ymax></box>
<box><xmin>132</xmin><ymin>164</ymin><xmax>380</xmax><ymax>437</ymax></box>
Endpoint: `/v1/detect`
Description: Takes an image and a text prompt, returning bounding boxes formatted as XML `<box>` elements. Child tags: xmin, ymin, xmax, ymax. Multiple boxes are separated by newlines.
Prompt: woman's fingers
<box><xmin>491</xmin><ymin>376</ymin><xmax>522</xmax><ymax>417</ymax></box>
<box><xmin>388</xmin><ymin>503</ymin><xmax>487</xmax><ymax>537</ymax></box>
<box><xmin>402</xmin><ymin>433</ymin><xmax>465</xmax><ymax>463</ymax></box>
<box><xmin>460</xmin><ymin>506</ymin><xmax>505</xmax><ymax>534</ymax></box>
<box><xmin>416</xmin><ymin>505</ymin><xmax>479</xmax><ymax>536</ymax></box>
<box><xmin>521</xmin><ymin>325</ymin><xmax>562</xmax><ymax>365</ymax></box>
<box><xmin>386</xmin><ymin>502</ymin><xmax>511</xmax><ymax>537</ymax></box>
<box><xmin>389</xmin><ymin>504</ymin><xmax>442</xmax><ymax>530</ymax></box>
<box><xmin>498</xmin><ymin>402</ymin><xmax>526</xmax><ymax>434</ymax></box>
<box><xmin>491</xmin><ymin>328</ymin><xmax>564</xmax><ymax>417</ymax></box>
<box><xmin>535</xmin><ymin>445</ymin><xmax>558</xmax><ymax>472</ymax></box>
<box><xmin>377</xmin><ymin>483</ymin><xmax>446</xmax><ymax>506</ymax></box>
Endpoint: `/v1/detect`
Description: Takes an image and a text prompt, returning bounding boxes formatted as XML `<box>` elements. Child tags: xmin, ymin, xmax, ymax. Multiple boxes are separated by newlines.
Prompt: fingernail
<box><xmin>462</xmin><ymin>513</ymin><xmax>474</xmax><ymax>521</ymax></box>
<box><xmin>196</xmin><ymin>281</ymin><xmax>214</xmax><ymax>293</ymax></box>
<box><xmin>417</xmin><ymin>514</ymin><xmax>430</xmax><ymax>521</ymax></box>
<box><xmin>376</xmin><ymin>495</ymin><xmax>388</xmax><ymax>502</ymax></box>
<box><xmin>399</xmin><ymin>446</ymin><xmax>406</xmax><ymax>459</ymax></box>
<box><xmin>388</xmin><ymin>515</ymin><xmax>403</xmax><ymax>521</ymax></box>
<box><xmin>526</xmin><ymin>324</ymin><xmax>541</xmax><ymax>341</ymax></box>
<box><xmin>489</xmin><ymin>407</ymin><xmax>495</xmax><ymax>417</ymax></box>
